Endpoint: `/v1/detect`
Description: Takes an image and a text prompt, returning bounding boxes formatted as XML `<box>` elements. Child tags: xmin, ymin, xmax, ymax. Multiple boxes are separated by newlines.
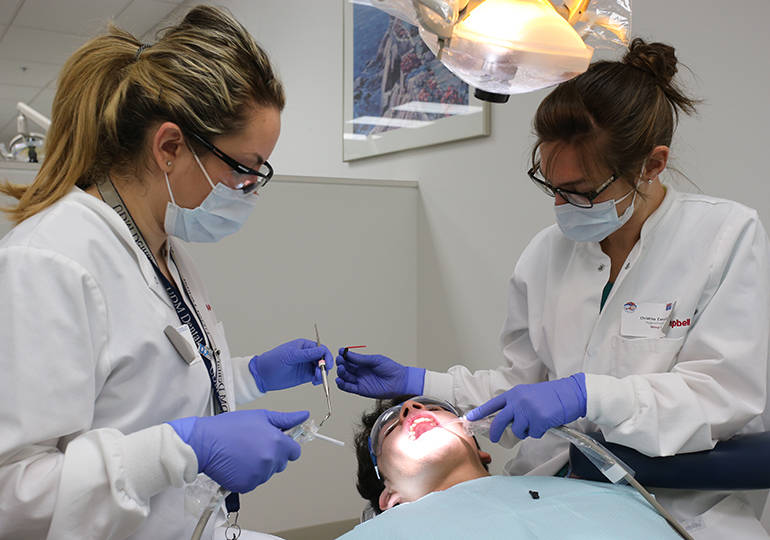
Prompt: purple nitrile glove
<box><xmin>466</xmin><ymin>373</ymin><xmax>587</xmax><ymax>441</ymax></box>
<box><xmin>249</xmin><ymin>338</ymin><xmax>333</xmax><ymax>393</ymax></box>
<box><xmin>167</xmin><ymin>409</ymin><xmax>308</xmax><ymax>493</ymax></box>
<box><xmin>335</xmin><ymin>348</ymin><xmax>424</xmax><ymax>398</ymax></box>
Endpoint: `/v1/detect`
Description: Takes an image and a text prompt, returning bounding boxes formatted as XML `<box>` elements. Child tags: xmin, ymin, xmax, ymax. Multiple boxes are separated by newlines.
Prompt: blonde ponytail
<box><xmin>1</xmin><ymin>5</ymin><xmax>284</xmax><ymax>224</ymax></box>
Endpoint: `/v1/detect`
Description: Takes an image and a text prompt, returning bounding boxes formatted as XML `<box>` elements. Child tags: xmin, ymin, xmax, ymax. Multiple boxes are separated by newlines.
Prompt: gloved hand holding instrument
<box><xmin>335</xmin><ymin>349</ymin><xmax>425</xmax><ymax>398</ymax></box>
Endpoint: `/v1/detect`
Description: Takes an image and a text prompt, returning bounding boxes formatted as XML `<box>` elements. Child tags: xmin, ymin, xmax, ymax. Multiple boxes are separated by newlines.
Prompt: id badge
<box><xmin>620</xmin><ymin>301</ymin><xmax>675</xmax><ymax>338</ymax></box>
<box><xmin>164</xmin><ymin>324</ymin><xmax>199</xmax><ymax>365</ymax></box>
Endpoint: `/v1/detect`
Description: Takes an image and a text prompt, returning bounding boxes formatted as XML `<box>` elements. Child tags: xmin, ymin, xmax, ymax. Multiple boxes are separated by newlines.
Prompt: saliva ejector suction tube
<box><xmin>191</xmin><ymin>418</ymin><xmax>344</xmax><ymax>540</ymax></box>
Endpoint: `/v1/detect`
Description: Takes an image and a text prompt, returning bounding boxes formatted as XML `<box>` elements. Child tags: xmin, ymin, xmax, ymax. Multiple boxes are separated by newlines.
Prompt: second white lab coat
<box><xmin>0</xmin><ymin>189</ymin><xmax>264</xmax><ymax>540</ymax></box>
<box><xmin>424</xmin><ymin>186</ymin><xmax>770</xmax><ymax>538</ymax></box>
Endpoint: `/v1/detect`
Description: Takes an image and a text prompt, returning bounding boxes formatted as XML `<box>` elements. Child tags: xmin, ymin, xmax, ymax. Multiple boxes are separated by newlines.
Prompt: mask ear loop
<box><xmin>190</xmin><ymin>148</ymin><xmax>217</xmax><ymax>190</ymax></box>
<box><xmin>164</xmin><ymin>171</ymin><xmax>177</xmax><ymax>205</ymax></box>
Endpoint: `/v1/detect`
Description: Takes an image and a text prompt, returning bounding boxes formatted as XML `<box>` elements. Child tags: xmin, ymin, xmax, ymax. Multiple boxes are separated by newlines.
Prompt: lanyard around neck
<box><xmin>95</xmin><ymin>179</ymin><xmax>228</xmax><ymax>415</ymax></box>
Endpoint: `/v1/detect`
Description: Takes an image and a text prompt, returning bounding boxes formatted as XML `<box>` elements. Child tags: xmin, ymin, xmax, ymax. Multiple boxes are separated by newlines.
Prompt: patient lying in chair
<box><xmin>338</xmin><ymin>396</ymin><xmax>681</xmax><ymax>539</ymax></box>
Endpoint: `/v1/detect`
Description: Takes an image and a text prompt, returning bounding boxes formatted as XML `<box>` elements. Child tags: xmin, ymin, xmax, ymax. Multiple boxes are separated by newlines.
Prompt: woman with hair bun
<box><xmin>0</xmin><ymin>5</ymin><xmax>334</xmax><ymax>539</ymax></box>
<box><xmin>336</xmin><ymin>38</ymin><xmax>770</xmax><ymax>538</ymax></box>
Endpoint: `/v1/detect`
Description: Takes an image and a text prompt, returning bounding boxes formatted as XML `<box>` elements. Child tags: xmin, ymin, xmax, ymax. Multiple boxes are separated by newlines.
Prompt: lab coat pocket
<box><xmin>611</xmin><ymin>335</ymin><xmax>685</xmax><ymax>377</ymax></box>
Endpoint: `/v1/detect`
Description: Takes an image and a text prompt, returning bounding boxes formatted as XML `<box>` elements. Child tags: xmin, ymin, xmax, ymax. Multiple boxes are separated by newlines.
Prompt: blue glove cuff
<box><xmin>571</xmin><ymin>372</ymin><xmax>587</xmax><ymax>417</ymax></box>
<box><xmin>167</xmin><ymin>416</ymin><xmax>198</xmax><ymax>445</ymax></box>
<box><xmin>248</xmin><ymin>355</ymin><xmax>268</xmax><ymax>394</ymax></box>
<box><xmin>404</xmin><ymin>367</ymin><xmax>426</xmax><ymax>396</ymax></box>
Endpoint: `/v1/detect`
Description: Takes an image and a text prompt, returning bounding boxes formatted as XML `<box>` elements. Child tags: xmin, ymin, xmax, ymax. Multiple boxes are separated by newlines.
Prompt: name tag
<box><xmin>620</xmin><ymin>301</ymin><xmax>675</xmax><ymax>338</ymax></box>
<box><xmin>164</xmin><ymin>324</ymin><xmax>199</xmax><ymax>365</ymax></box>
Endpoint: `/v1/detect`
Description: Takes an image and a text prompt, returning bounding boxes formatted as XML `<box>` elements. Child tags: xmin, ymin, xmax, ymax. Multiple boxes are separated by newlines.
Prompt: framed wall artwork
<box><xmin>343</xmin><ymin>1</ymin><xmax>490</xmax><ymax>161</ymax></box>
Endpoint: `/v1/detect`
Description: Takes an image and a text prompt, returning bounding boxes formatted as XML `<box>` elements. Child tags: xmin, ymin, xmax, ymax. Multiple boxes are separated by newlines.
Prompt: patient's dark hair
<box><xmin>354</xmin><ymin>397</ymin><xmax>406</xmax><ymax>515</ymax></box>
<box><xmin>354</xmin><ymin>395</ymin><xmax>488</xmax><ymax>515</ymax></box>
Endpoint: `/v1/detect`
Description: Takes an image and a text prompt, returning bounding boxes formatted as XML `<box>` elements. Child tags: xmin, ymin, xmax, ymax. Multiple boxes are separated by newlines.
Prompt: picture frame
<box><xmin>343</xmin><ymin>0</ymin><xmax>490</xmax><ymax>161</ymax></box>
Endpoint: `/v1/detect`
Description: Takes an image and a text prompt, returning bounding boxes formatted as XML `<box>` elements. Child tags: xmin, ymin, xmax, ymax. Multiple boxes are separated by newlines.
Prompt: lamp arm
<box><xmin>550</xmin><ymin>0</ymin><xmax>591</xmax><ymax>25</ymax></box>
<box><xmin>16</xmin><ymin>102</ymin><xmax>51</xmax><ymax>132</ymax></box>
<box><xmin>411</xmin><ymin>0</ymin><xmax>459</xmax><ymax>38</ymax></box>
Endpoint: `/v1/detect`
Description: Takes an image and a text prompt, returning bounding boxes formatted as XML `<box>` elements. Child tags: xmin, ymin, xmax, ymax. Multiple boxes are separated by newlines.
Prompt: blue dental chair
<box><xmin>569</xmin><ymin>431</ymin><xmax>770</xmax><ymax>490</ymax></box>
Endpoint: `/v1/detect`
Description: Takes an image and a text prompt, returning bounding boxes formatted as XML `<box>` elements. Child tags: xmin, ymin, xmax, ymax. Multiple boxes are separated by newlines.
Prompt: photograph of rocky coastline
<box><xmin>352</xmin><ymin>3</ymin><xmax>469</xmax><ymax>136</ymax></box>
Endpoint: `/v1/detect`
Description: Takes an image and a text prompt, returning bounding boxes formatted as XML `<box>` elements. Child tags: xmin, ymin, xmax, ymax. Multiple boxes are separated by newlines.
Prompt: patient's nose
<box><xmin>399</xmin><ymin>399</ymin><xmax>425</xmax><ymax>420</ymax></box>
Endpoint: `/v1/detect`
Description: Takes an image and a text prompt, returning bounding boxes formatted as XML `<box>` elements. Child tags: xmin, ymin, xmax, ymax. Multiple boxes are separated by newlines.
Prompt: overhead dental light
<box><xmin>366</xmin><ymin>0</ymin><xmax>630</xmax><ymax>102</ymax></box>
<box><xmin>0</xmin><ymin>102</ymin><xmax>50</xmax><ymax>163</ymax></box>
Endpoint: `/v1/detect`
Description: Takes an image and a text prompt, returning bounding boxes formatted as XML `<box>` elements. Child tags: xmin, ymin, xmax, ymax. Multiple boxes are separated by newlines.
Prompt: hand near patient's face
<box><xmin>377</xmin><ymin>399</ymin><xmax>491</xmax><ymax>511</ymax></box>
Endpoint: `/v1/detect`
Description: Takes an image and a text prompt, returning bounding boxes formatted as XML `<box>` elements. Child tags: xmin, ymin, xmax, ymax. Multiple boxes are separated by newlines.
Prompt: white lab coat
<box><xmin>424</xmin><ymin>186</ymin><xmax>770</xmax><ymax>538</ymax></box>
<box><xmin>0</xmin><ymin>189</ymin><xmax>264</xmax><ymax>540</ymax></box>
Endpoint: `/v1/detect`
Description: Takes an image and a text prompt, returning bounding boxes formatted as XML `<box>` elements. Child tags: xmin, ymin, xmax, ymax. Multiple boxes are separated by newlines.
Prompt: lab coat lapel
<box><xmin>75</xmin><ymin>189</ymin><xmax>174</xmax><ymax>308</ymax></box>
<box><xmin>169</xmin><ymin>238</ymin><xmax>237</xmax><ymax>411</ymax></box>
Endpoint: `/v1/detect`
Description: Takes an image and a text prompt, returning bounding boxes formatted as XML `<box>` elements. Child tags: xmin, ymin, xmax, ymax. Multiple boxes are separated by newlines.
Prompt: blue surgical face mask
<box><xmin>164</xmin><ymin>151</ymin><xmax>259</xmax><ymax>243</ymax></box>
<box><xmin>554</xmin><ymin>185</ymin><xmax>638</xmax><ymax>243</ymax></box>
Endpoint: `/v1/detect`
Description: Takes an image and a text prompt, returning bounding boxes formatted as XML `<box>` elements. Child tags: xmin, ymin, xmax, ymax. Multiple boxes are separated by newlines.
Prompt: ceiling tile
<box><xmin>13</xmin><ymin>0</ymin><xmax>131</xmax><ymax>37</ymax></box>
<box><xmin>28</xmin><ymin>86</ymin><xmax>54</xmax><ymax>118</ymax></box>
<box><xmin>0</xmin><ymin>59</ymin><xmax>60</xmax><ymax>87</ymax></box>
<box><xmin>115</xmin><ymin>0</ymin><xmax>182</xmax><ymax>39</ymax></box>
<box><xmin>0</xmin><ymin>0</ymin><xmax>22</xmax><ymax>26</ymax></box>
<box><xmin>0</xmin><ymin>83</ymin><xmax>39</xmax><ymax>102</ymax></box>
<box><xmin>0</xmin><ymin>26</ymin><xmax>85</xmax><ymax>64</ymax></box>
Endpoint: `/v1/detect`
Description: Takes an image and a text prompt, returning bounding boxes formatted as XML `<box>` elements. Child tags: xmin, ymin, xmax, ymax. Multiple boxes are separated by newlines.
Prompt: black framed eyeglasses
<box><xmin>188</xmin><ymin>131</ymin><xmax>273</xmax><ymax>194</ymax></box>
<box><xmin>528</xmin><ymin>163</ymin><xmax>617</xmax><ymax>208</ymax></box>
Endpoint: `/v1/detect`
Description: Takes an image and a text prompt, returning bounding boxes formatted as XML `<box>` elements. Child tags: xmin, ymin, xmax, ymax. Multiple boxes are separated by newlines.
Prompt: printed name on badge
<box><xmin>620</xmin><ymin>301</ymin><xmax>676</xmax><ymax>338</ymax></box>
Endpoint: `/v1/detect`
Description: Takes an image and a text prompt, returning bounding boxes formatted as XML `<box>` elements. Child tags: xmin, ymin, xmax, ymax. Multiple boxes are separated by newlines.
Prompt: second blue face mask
<box><xmin>554</xmin><ymin>188</ymin><xmax>637</xmax><ymax>242</ymax></box>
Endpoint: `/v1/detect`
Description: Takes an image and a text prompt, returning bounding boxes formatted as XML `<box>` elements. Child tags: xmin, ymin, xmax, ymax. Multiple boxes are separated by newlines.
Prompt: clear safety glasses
<box><xmin>368</xmin><ymin>396</ymin><xmax>461</xmax><ymax>479</ymax></box>
<box><xmin>188</xmin><ymin>131</ymin><xmax>274</xmax><ymax>194</ymax></box>
<box><xmin>528</xmin><ymin>162</ymin><xmax>618</xmax><ymax>208</ymax></box>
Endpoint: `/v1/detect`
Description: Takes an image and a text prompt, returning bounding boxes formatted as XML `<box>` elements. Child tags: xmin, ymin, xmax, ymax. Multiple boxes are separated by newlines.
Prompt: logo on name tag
<box><xmin>624</xmin><ymin>302</ymin><xmax>637</xmax><ymax>313</ymax></box>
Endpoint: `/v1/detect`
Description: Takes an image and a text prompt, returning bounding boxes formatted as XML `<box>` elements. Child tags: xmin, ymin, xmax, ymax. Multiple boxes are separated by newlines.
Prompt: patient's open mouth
<box><xmin>408</xmin><ymin>414</ymin><xmax>439</xmax><ymax>441</ymax></box>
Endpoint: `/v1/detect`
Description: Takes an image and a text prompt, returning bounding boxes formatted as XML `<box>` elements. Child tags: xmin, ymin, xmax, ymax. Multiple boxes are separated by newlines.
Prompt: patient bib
<box><xmin>338</xmin><ymin>476</ymin><xmax>682</xmax><ymax>539</ymax></box>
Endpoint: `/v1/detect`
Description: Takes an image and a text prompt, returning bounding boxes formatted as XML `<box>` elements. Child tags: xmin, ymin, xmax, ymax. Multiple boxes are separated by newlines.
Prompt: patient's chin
<box><xmin>388</xmin><ymin>428</ymin><xmax>465</xmax><ymax>477</ymax></box>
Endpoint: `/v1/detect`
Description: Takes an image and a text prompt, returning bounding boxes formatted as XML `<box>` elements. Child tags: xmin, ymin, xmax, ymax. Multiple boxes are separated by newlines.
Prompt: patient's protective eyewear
<box><xmin>368</xmin><ymin>396</ymin><xmax>460</xmax><ymax>479</ymax></box>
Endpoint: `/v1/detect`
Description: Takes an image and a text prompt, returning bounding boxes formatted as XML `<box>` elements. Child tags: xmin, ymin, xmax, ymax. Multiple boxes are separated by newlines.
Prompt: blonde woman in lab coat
<box><xmin>336</xmin><ymin>39</ymin><xmax>770</xmax><ymax>539</ymax></box>
<box><xmin>0</xmin><ymin>6</ymin><xmax>334</xmax><ymax>540</ymax></box>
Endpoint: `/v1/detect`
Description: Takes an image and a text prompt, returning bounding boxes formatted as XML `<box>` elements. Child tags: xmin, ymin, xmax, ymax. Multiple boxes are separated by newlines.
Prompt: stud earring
<box><xmin>166</xmin><ymin>161</ymin><xmax>172</xmax><ymax>167</ymax></box>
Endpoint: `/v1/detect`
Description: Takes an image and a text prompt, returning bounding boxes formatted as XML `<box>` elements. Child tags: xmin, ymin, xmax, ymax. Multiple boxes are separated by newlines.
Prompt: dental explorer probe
<box><xmin>315</xmin><ymin>323</ymin><xmax>332</xmax><ymax>428</ymax></box>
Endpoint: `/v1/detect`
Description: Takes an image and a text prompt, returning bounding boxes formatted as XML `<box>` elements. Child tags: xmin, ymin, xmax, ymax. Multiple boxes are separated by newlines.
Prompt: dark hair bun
<box><xmin>623</xmin><ymin>38</ymin><xmax>678</xmax><ymax>86</ymax></box>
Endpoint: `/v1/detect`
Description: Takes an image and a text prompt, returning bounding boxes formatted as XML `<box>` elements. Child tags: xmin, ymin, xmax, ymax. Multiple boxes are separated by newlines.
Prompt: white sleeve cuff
<box><xmin>232</xmin><ymin>355</ymin><xmax>265</xmax><ymax>405</ymax></box>
<box><xmin>423</xmin><ymin>371</ymin><xmax>455</xmax><ymax>403</ymax></box>
<box><xmin>585</xmin><ymin>373</ymin><xmax>637</xmax><ymax>429</ymax></box>
<box><xmin>120</xmin><ymin>424</ymin><xmax>199</xmax><ymax>502</ymax></box>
